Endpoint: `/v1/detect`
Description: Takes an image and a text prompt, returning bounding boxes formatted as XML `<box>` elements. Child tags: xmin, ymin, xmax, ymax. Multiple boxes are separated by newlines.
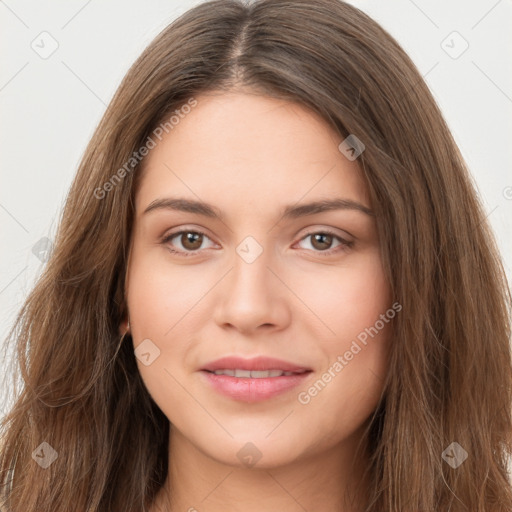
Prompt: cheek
<box><xmin>125</xmin><ymin>249</ymin><xmax>202</xmax><ymax>388</ymax></box>
<box><xmin>127</xmin><ymin>246</ymin><xmax>209</xmax><ymax>340</ymax></box>
<box><xmin>297</xmin><ymin>327</ymin><xmax>390</xmax><ymax>451</ymax></box>
<box><xmin>126</xmin><ymin>254</ymin><xmax>206</xmax><ymax>423</ymax></box>
<box><xmin>292</xmin><ymin>250</ymin><xmax>391</xmax><ymax>429</ymax></box>
<box><xmin>294</xmin><ymin>248</ymin><xmax>391</xmax><ymax>343</ymax></box>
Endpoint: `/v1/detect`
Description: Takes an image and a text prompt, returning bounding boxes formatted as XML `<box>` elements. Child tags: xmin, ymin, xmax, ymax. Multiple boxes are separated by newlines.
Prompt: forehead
<box><xmin>135</xmin><ymin>91</ymin><xmax>370</xmax><ymax>217</ymax></box>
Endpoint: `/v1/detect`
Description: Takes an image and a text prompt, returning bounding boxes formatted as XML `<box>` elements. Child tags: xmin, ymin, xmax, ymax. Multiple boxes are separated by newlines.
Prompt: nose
<box><xmin>212</xmin><ymin>242</ymin><xmax>291</xmax><ymax>335</ymax></box>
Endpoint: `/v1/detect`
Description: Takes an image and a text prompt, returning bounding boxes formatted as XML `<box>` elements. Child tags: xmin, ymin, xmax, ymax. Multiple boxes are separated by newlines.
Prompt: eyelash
<box><xmin>161</xmin><ymin>228</ymin><xmax>353</xmax><ymax>257</ymax></box>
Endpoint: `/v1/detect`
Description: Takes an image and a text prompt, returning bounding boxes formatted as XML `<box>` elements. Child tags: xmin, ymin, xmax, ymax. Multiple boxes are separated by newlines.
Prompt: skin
<box><xmin>121</xmin><ymin>89</ymin><xmax>393</xmax><ymax>512</ymax></box>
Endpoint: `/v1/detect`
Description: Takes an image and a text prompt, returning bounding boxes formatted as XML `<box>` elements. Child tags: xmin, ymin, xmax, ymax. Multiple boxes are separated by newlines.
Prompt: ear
<box><xmin>118</xmin><ymin>299</ymin><xmax>130</xmax><ymax>336</ymax></box>
<box><xmin>119</xmin><ymin>316</ymin><xmax>130</xmax><ymax>337</ymax></box>
<box><xmin>119</xmin><ymin>246</ymin><xmax>133</xmax><ymax>336</ymax></box>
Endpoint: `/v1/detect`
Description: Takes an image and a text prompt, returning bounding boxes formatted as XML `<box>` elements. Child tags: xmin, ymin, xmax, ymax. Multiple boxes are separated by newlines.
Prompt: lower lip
<box><xmin>200</xmin><ymin>370</ymin><xmax>311</xmax><ymax>402</ymax></box>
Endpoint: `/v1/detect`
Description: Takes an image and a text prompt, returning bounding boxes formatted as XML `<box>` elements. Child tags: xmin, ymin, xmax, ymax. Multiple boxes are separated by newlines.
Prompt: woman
<box><xmin>1</xmin><ymin>0</ymin><xmax>511</xmax><ymax>510</ymax></box>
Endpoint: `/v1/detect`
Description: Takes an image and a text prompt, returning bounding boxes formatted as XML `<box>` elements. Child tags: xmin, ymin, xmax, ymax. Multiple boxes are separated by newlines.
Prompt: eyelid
<box><xmin>161</xmin><ymin>225</ymin><xmax>353</xmax><ymax>257</ymax></box>
<box><xmin>296</xmin><ymin>225</ymin><xmax>354</xmax><ymax>243</ymax></box>
<box><xmin>161</xmin><ymin>226</ymin><xmax>218</xmax><ymax>256</ymax></box>
<box><xmin>293</xmin><ymin>228</ymin><xmax>353</xmax><ymax>255</ymax></box>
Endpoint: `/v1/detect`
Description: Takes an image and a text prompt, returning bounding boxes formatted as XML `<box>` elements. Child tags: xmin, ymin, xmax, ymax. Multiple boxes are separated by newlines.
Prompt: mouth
<box><xmin>199</xmin><ymin>356</ymin><xmax>313</xmax><ymax>402</ymax></box>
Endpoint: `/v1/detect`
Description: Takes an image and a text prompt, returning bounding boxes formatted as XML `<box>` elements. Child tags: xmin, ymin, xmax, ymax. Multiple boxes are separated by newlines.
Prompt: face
<box><xmin>123</xmin><ymin>90</ymin><xmax>393</xmax><ymax>469</ymax></box>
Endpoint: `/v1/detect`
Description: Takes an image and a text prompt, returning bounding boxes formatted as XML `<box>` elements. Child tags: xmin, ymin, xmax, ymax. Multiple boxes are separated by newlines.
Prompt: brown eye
<box><xmin>180</xmin><ymin>232</ymin><xmax>203</xmax><ymax>250</ymax></box>
<box><xmin>296</xmin><ymin>230</ymin><xmax>353</xmax><ymax>255</ymax></box>
<box><xmin>310</xmin><ymin>233</ymin><xmax>334</xmax><ymax>251</ymax></box>
<box><xmin>162</xmin><ymin>229</ymin><xmax>215</xmax><ymax>256</ymax></box>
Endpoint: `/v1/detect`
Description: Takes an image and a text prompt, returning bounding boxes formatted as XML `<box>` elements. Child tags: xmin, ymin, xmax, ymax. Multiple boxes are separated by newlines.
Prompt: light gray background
<box><xmin>1</xmin><ymin>0</ymin><xmax>511</xmax><ymax>417</ymax></box>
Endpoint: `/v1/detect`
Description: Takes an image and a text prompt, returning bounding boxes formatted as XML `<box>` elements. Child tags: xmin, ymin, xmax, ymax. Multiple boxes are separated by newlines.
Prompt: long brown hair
<box><xmin>1</xmin><ymin>0</ymin><xmax>511</xmax><ymax>510</ymax></box>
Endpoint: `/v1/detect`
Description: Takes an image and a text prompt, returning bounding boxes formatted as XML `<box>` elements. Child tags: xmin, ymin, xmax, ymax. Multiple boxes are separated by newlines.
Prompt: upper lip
<box><xmin>201</xmin><ymin>356</ymin><xmax>312</xmax><ymax>373</ymax></box>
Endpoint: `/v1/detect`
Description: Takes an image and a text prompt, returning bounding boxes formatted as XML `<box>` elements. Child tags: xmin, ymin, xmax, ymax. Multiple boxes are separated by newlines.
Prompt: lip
<box><xmin>201</xmin><ymin>356</ymin><xmax>312</xmax><ymax>373</ymax></box>
<box><xmin>199</xmin><ymin>356</ymin><xmax>312</xmax><ymax>402</ymax></box>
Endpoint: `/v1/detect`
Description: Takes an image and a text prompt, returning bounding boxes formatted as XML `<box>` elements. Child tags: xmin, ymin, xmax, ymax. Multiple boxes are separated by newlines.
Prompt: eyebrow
<box><xmin>142</xmin><ymin>197</ymin><xmax>374</xmax><ymax>220</ymax></box>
